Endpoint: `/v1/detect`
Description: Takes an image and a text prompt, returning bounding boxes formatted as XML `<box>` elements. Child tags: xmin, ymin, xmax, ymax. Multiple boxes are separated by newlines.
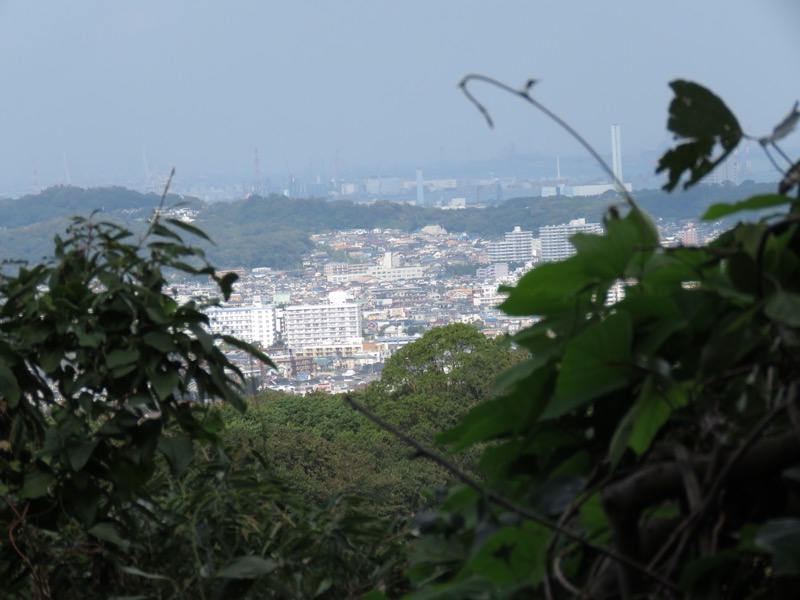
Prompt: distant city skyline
<box><xmin>0</xmin><ymin>1</ymin><xmax>797</xmax><ymax>196</ymax></box>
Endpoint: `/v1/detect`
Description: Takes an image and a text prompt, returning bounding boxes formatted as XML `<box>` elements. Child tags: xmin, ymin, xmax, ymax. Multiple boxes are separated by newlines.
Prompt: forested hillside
<box><xmin>0</xmin><ymin>181</ymin><xmax>773</xmax><ymax>269</ymax></box>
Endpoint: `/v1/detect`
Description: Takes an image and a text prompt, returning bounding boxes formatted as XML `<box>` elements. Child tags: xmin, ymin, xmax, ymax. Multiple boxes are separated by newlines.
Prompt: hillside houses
<box><xmin>171</xmin><ymin>226</ymin><xmax>538</xmax><ymax>395</ymax></box>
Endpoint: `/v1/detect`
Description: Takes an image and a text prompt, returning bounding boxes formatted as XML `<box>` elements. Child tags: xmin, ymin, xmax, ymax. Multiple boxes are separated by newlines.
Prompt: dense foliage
<box><xmin>389</xmin><ymin>81</ymin><xmax>800</xmax><ymax>599</ymax></box>
<box><xmin>221</xmin><ymin>324</ymin><xmax>520</xmax><ymax>517</ymax></box>
<box><xmin>0</xmin><ymin>209</ymin><xmax>407</xmax><ymax>598</ymax></box>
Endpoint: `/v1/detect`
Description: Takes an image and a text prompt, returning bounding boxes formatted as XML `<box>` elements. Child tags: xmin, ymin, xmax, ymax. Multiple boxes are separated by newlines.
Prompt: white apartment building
<box><xmin>283</xmin><ymin>301</ymin><xmax>363</xmax><ymax>357</ymax></box>
<box><xmin>539</xmin><ymin>218</ymin><xmax>603</xmax><ymax>262</ymax></box>
<box><xmin>206</xmin><ymin>302</ymin><xmax>278</xmax><ymax>348</ymax></box>
<box><xmin>487</xmin><ymin>226</ymin><xmax>536</xmax><ymax>264</ymax></box>
<box><xmin>326</xmin><ymin>252</ymin><xmax>425</xmax><ymax>283</ymax></box>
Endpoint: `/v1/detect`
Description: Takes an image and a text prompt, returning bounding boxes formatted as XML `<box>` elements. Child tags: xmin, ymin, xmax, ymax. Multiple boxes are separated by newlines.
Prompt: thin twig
<box><xmin>140</xmin><ymin>167</ymin><xmax>176</xmax><ymax>245</ymax></box>
<box><xmin>156</xmin><ymin>167</ymin><xmax>176</xmax><ymax>217</ymax></box>
<box><xmin>771</xmin><ymin>141</ymin><xmax>794</xmax><ymax>167</ymax></box>
<box><xmin>459</xmin><ymin>74</ymin><xmax>638</xmax><ymax>210</ymax></box>
<box><xmin>554</xmin><ymin>547</ymin><xmax>582</xmax><ymax>596</ymax></box>
<box><xmin>544</xmin><ymin>468</ymin><xmax>611</xmax><ymax>598</ymax></box>
<box><xmin>5</xmin><ymin>499</ymin><xmax>36</xmax><ymax>577</ymax></box>
<box><xmin>345</xmin><ymin>395</ymin><xmax>679</xmax><ymax>594</ymax></box>
<box><xmin>760</xmin><ymin>143</ymin><xmax>784</xmax><ymax>174</ymax></box>
<box><xmin>542</xmin><ymin>569</ymin><xmax>555</xmax><ymax>600</ymax></box>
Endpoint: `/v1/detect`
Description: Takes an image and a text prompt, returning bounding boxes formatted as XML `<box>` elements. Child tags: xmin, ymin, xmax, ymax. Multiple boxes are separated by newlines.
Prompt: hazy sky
<box><xmin>0</xmin><ymin>1</ymin><xmax>797</xmax><ymax>191</ymax></box>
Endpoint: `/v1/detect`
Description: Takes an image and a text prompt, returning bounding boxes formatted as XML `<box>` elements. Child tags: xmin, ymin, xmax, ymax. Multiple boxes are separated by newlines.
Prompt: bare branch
<box><xmin>459</xmin><ymin>73</ymin><xmax>638</xmax><ymax>209</ymax></box>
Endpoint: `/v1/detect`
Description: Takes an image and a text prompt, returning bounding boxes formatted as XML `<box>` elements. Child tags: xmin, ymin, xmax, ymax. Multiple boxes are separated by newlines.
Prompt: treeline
<box><xmin>0</xmin><ymin>181</ymin><xmax>774</xmax><ymax>270</ymax></box>
<box><xmin>220</xmin><ymin>324</ymin><xmax>520</xmax><ymax>517</ymax></box>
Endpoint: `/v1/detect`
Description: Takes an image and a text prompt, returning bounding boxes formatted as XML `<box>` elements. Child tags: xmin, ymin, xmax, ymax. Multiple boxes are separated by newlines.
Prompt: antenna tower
<box><xmin>32</xmin><ymin>159</ymin><xmax>39</xmax><ymax>193</ymax></box>
<box><xmin>254</xmin><ymin>147</ymin><xmax>261</xmax><ymax>196</ymax></box>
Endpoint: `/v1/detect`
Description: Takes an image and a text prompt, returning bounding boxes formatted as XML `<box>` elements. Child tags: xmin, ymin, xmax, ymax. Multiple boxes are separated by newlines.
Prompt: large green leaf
<box><xmin>66</xmin><ymin>439</ymin><xmax>99</xmax><ymax>471</ymax></box>
<box><xmin>656</xmin><ymin>80</ymin><xmax>742</xmax><ymax>191</ymax></box>
<box><xmin>570</xmin><ymin>207</ymin><xmax>659</xmax><ymax>280</ymax></box>
<box><xmin>158</xmin><ymin>435</ymin><xmax>194</xmax><ymax>478</ymax></box>
<box><xmin>499</xmin><ymin>256</ymin><xmax>593</xmax><ymax>316</ymax></box>
<box><xmin>143</xmin><ymin>331</ymin><xmax>178</xmax><ymax>353</ymax></box>
<box><xmin>628</xmin><ymin>378</ymin><xmax>689</xmax><ymax>456</ymax></box>
<box><xmin>20</xmin><ymin>469</ymin><xmax>55</xmax><ymax>499</ymax></box>
<box><xmin>547</xmin><ymin>312</ymin><xmax>634</xmax><ymax>418</ymax></box>
<box><xmin>0</xmin><ymin>362</ymin><xmax>20</xmax><ymax>408</ymax></box>
<box><xmin>148</xmin><ymin>368</ymin><xmax>180</xmax><ymax>401</ymax></box>
<box><xmin>106</xmin><ymin>348</ymin><xmax>140</xmax><ymax>369</ymax></box>
<box><xmin>464</xmin><ymin>522</ymin><xmax>549</xmax><ymax>586</ymax></box>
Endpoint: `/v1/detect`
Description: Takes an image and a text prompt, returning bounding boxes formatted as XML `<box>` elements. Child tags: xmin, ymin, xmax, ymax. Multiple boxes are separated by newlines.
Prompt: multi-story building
<box><xmin>324</xmin><ymin>262</ymin><xmax>370</xmax><ymax>280</ymax></box>
<box><xmin>326</xmin><ymin>252</ymin><xmax>425</xmax><ymax>283</ymax></box>
<box><xmin>283</xmin><ymin>300</ymin><xmax>363</xmax><ymax>358</ymax></box>
<box><xmin>539</xmin><ymin>218</ymin><xmax>603</xmax><ymax>262</ymax></box>
<box><xmin>487</xmin><ymin>226</ymin><xmax>536</xmax><ymax>264</ymax></box>
<box><xmin>476</xmin><ymin>263</ymin><xmax>509</xmax><ymax>280</ymax></box>
<box><xmin>206</xmin><ymin>301</ymin><xmax>278</xmax><ymax>348</ymax></box>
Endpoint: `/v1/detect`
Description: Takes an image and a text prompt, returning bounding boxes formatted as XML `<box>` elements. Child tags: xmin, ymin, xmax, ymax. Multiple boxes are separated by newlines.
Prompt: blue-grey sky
<box><xmin>0</xmin><ymin>1</ymin><xmax>797</xmax><ymax>192</ymax></box>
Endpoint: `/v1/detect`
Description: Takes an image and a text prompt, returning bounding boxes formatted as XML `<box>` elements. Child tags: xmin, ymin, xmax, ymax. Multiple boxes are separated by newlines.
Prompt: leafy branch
<box><xmin>344</xmin><ymin>395</ymin><xmax>680</xmax><ymax>594</ymax></box>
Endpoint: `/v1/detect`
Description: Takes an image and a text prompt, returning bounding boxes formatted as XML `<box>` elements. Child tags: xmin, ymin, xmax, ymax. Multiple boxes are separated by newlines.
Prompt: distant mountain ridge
<box><xmin>0</xmin><ymin>181</ymin><xmax>776</xmax><ymax>269</ymax></box>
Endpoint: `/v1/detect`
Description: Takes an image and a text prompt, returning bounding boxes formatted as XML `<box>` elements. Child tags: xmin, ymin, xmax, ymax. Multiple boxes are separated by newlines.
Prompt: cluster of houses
<box><xmin>167</xmin><ymin>217</ymin><xmax>709</xmax><ymax>395</ymax></box>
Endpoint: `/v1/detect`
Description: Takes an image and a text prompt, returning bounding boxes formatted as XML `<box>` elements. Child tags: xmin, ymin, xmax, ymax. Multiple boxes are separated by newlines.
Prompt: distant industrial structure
<box><xmin>541</xmin><ymin>124</ymin><xmax>632</xmax><ymax>198</ymax></box>
<box><xmin>611</xmin><ymin>123</ymin><xmax>624</xmax><ymax>189</ymax></box>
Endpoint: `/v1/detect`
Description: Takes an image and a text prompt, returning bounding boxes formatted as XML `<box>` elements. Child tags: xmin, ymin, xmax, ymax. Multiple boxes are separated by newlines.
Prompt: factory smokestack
<box><xmin>611</xmin><ymin>124</ymin><xmax>623</xmax><ymax>188</ymax></box>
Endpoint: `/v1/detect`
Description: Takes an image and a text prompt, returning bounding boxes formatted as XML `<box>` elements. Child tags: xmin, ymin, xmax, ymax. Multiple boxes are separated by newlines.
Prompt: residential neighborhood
<box><xmin>173</xmin><ymin>216</ymin><xmax>720</xmax><ymax>395</ymax></box>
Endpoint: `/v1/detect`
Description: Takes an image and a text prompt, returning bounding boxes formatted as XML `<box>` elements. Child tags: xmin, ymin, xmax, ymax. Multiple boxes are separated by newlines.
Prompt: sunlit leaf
<box><xmin>166</xmin><ymin>217</ymin><xmax>213</xmax><ymax>242</ymax></box>
<box><xmin>702</xmin><ymin>194</ymin><xmax>790</xmax><ymax>221</ymax></box>
<box><xmin>499</xmin><ymin>256</ymin><xmax>593</xmax><ymax>316</ymax></box>
<box><xmin>216</xmin><ymin>555</ymin><xmax>278</xmax><ymax>579</ymax></box>
<box><xmin>571</xmin><ymin>207</ymin><xmax>659</xmax><ymax>280</ymax></box>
